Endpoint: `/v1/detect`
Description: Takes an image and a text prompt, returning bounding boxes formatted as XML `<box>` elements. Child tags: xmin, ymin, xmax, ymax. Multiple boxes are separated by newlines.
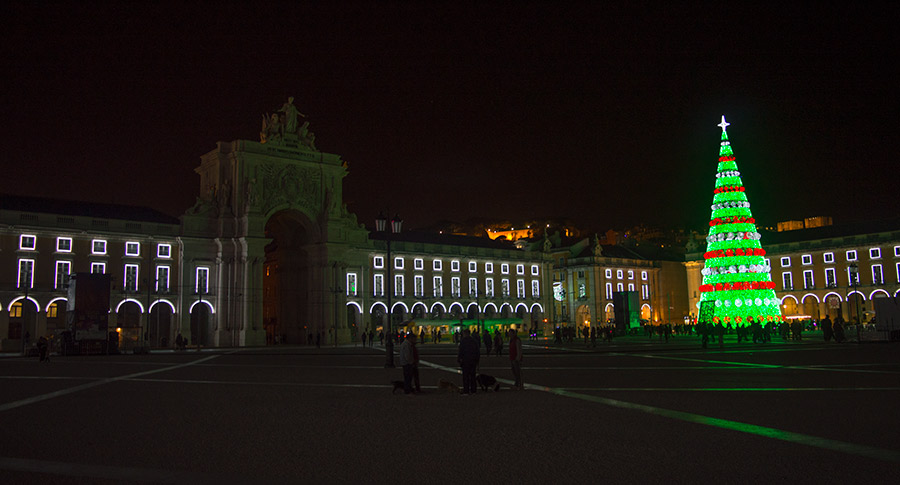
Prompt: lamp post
<box><xmin>848</xmin><ymin>263</ymin><xmax>862</xmax><ymax>340</ymax></box>
<box><xmin>376</xmin><ymin>213</ymin><xmax>402</xmax><ymax>368</ymax></box>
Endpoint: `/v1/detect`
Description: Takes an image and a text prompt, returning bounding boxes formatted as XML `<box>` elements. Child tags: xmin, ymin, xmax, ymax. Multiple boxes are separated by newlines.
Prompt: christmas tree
<box><xmin>698</xmin><ymin>116</ymin><xmax>782</xmax><ymax>327</ymax></box>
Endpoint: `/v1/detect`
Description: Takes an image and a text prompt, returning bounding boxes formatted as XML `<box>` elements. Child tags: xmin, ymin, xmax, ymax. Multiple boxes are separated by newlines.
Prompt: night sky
<box><xmin>1</xmin><ymin>2</ymin><xmax>895</xmax><ymax>233</ymax></box>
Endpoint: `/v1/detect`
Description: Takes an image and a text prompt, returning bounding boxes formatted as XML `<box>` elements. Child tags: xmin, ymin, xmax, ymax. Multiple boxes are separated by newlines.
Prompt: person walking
<box><xmin>457</xmin><ymin>330</ymin><xmax>480</xmax><ymax>394</ymax></box>
<box><xmin>399</xmin><ymin>333</ymin><xmax>418</xmax><ymax>394</ymax></box>
<box><xmin>508</xmin><ymin>328</ymin><xmax>524</xmax><ymax>390</ymax></box>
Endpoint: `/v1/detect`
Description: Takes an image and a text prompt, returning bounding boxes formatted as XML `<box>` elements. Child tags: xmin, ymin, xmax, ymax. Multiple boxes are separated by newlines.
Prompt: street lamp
<box><xmin>376</xmin><ymin>213</ymin><xmax>402</xmax><ymax>368</ymax></box>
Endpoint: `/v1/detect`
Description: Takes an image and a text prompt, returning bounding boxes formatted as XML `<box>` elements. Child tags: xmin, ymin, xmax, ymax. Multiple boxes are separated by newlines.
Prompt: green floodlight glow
<box><xmin>698</xmin><ymin>116</ymin><xmax>783</xmax><ymax>327</ymax></box>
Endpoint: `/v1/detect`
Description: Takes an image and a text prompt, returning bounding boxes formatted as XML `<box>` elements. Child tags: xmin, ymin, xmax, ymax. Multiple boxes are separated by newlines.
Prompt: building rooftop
<box><xmin>1</xmin><ymin>194</ymin><xmax>181</xmax><ymax>225</ymax></box>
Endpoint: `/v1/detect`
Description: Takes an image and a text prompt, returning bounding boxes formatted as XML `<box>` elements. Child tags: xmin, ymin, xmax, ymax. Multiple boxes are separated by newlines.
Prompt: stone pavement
<box><xmin>1</xmin><ymin>335</ymin><xmax>899</xmax><ymax>483</ymax></box>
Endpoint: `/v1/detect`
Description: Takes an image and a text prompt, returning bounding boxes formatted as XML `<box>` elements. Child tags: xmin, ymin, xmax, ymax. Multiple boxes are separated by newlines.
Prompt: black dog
<box><xmin>476</xmin><ymin>374</ymin><xmax>500</xmax><ymax>392</ymax></box>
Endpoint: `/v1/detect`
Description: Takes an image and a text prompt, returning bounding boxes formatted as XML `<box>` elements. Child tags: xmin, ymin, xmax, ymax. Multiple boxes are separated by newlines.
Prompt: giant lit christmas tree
<box><xmin>698</xmin><ymin>116</ymin><xmax>782</xmax><ymax>327</ymax></box>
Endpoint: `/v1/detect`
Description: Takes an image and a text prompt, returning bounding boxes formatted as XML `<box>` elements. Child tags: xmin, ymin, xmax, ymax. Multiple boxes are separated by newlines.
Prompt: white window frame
<box><xmin>870</xmin><ymin>248</ymin><xmax>881</xmax><ymax>260</ymax></box>
<box><xmin>501</xmin><ymin>263</ymin><xmax>509</xmax><ymax>274</ymax></box>
<box><xmin>18</xmin><ymin>259</ymin><xmax>35</xmax><ymax>289</ymax></box>
<box><xmin>846</xmin><ymin>250</ymin><xmax>857</xmax><ymax>262</ymax></box>
<box><xmin>433</xmin><ymin>259</ymin><xmax>442</xmax><ymax>271</ymax></box>
<box><xmin>414</xmin><ymin>275</ymin><xmax>424</xmax><ymax>297</ymax></box>
<box><xmin>394</xmin><ymin>274</ymin><xmax>404</xmax><ymax>297</ymax></box>
<box><xmin>468</xmin><ymin>277</ymin><xmax>478</xmax><ymax>297</ymax></box>
<box><xmin>605</xmin><ymin>283</ymin><xmax>613</xmax><ymax>300</ymax></box>
<box><xmin>414</xmin><ymin>258</ymin><xmax>424</xmax><ymax>270</ymax></box>
<box><xmin>485</xmin><ymin>262</ymin><xmax>493</xmax><ymax>274</ymax></box>
<box><xmin>469</xmin><ymin>261</ymin><xmax>477</xmax><ymax>272</ymax></box>
<box><xmin>125</xmin><ymin>241</ymin><xmax>140</xmax><ymax>257</ymax></box>
<box><xmin>628</xmin><ymin>270</ymin><xmax>634</xmax><ymax>279</ymax></box>
<box><xmin>781</xmin><ymin>257</ymin><xmax>791</xmax><ymax>267</ymax></box>
<box><xmin>501</xmin><ymin>279</ymin><xmax>510</xmax><ymax>298</ymax></box>
<box><xmin>92</xmin><ymin>239</ymin><xmax>107</xmax><ymax>255</ymax></box>
<box><xmin>394</xmin><ymin>257</ymin><xmax>404</xmax><ymax>270</ymax></box>
<box><xmin>531</xmin><ymin>265</ymin><xmax>539</xmax><ymax>276</ymax></box>
<box><xmin>531</xmin><ymin>280</ymin><xmax>540</xmax><ymax>298</ymax></box>
<box><xmin>55</xmin><ymin>261</ymin><xmax>72</xmax><ymax>289</ymax></box>
<box><xmin>517</xmin><ymin>279</ymin><xmax>525</xmax><ymax>299</ymax></box>
<box><xmin>486</xmin><ymin>278</ymin><xmax>494</xmax><ymax>297</ymax></box>
<box><xmin>617</xmin><ymin>269</ymin><xmax>623</xmax><ymax>279</ymax></box>
<box><xmin>157</xmin><ymin>243</ymin><xmax>172</xmax><ymax>259</ymax></box>
<box><xmin>641</xmin><ymin>284</ymin><xmax>649</xmax><ymax>300</ymax></box>
<box><xmin>451</xmin><ymin>260</ymin><xmax>460</xmax><ymax>272</ymax></box>
<box><xmin>872</xmin><ymin>264</ymin><xmax>883</xmax><ymax>285</ymax></box>
<box><xmin>641</xmin><ymin>271</ymin><xmax>648</xmax><ymax>281</ymax></box>
<box><xmin>801</xmin><ymin>254</ymin><xmax>812</xmax><ymax>265</ymax></box>
<box><xmin>374</xmin><ymin>256</ymin><xmax>384</xmax><ymax>269</ymax></box>
<box><xmin>91</xmin><ymin>262</ymin><xmax>106</xmax><ymax>274</ymax></box>
<box><xmin>803</xmin><ymin>270</ymin><xmax>814</xmax><ymax>289</ymax></box>
<box><xmin>847</xmin><ymin>267</ymin><xmax>860</xmax><ymax>286</ymax></box>
<box><xmin>617</xmin><ymin>283</ymin><xmax>624</xmax><ymax>292</ymax></box>
<box><xmin>825</xmin><ymin>267</ymin><xmax>836</xmax><ymax>287</ymax></box>
<box><xmin>347</xmin><ymin>273</ymin><xmax>358</xmax><ymax>296</ymax></box>
<box><xmin>823</xmin><ymin>252</ymin><xmax>835</xmax><ymax>264</ymax></box>
<box><xmin>605</xmin><ymin>269</ymin><xmax>612</xmax><ymax>278</ymax></box>
<box><xmin>374</xmin><ymin>274</ymin><xmax>384</xmax><ymax>296</ymax></box>
<box><xmin>895</xmin><ymin>246</ymin><xmax>900</xmax><ymax>257</ymax></box>
<box><xmin>156</xmin><ymin>265</ymin><xmax>170</xmax><ymax>292</ymax></box>
<box><xmin>57</xmin><ymin>237</ymin><xmax>73</xmax><ymax>253</ymax></box>
<box><xmin>782</xmin><ymin>272</ymin><xmax>793</xmax><ymax>290</ymax></box>
<box><xmin>433</xmin><ymin>276</ymin><xmax>443</xmax><ymax>297</ymax></box>
<box><xmin>124</xmin><ymin>264</ymin><xmax>139</xmax><ymax>292</ymax></box>
<box><xmin>19</xmin><ymin>234</ymin><xmax>37</xmax><ymax>251</ymax></box>
<box><xmin>451</xmin><ymin>277</ymin><xmax>461</xmax><ymax>297</ymax></box>
<box><xmin>516</xmin><ymin>264</ymin><xmax>525</xmax><ymax>275</ymax></box>
<box><xmin>628</xmin><ymin>283</ymin><xmax>635</xmax><ymax>292</ymax></box>
<box><xmin>195</xmin><ymin>267</ymin><xmax>209</xmax><ymax>294</ymax></box>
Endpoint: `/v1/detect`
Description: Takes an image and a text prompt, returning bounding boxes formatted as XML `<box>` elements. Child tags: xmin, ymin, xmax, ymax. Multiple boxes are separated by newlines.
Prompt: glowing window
<box><xmin>869</xmin><ymin>248</ymin><xmax>881</xmax><ymax>259</ymax></box>
<box><xmin>18</xmin><ymin>259</ymin><xmax>35</xmax><ymax>288</ymax></box>
<box><xmin>451</xmin><ymin>260</ymin><xmax>460</xmax><ymax>272</ymax></box>
<box><xmin>394</xmin><ymin>275</ymin><xmax>404</xmax><ymax>297</ymax></box>
<box><xmin>124</xmin><ymin>264</ymin><xmax>139</xmax><ymax>292</ymax></box>
<box><xmin>825</xmin><ymin>268</ymin><xmax>836</xmax><ymax>287</ymax></box>
<box><xmin>374</xmin><ymin>274</ymin><xmax>384</xmax><ymax>296</ymax></box>
<box><xmin>517</xmin><ymin>279</ymin><xmax>525</xmax><ymax>298</ymax></box>
<box><xmin>433</xmin><ymin>259</ymin><xmax>442</xmax><ymax>271</ymax></box>
<box><xmin>846</xmin><ymin>250</ymin><xmax>857</xmax><ymax>262</ymax></box>
<box><xmin>92</xmin><ymin>239</ymin><xmax>107</xmax><ymax>255</ymax></box>
<box><xmin>19</xmin><ymin>235</ymin><xmax>36</xmax><ymax>251</ymax></box>
<box><xmin>872</xmin><ymin>264</ymin><xmax>883</xmax><ymax>285</ymax></box>
<box><xmin>55</xmin><ymin>261</ymin><xmax>71</xmax><ymax>289</ymax></box>
<box><xmin>532</xmin><ymin>280</ymin><xmax>540</xmax><ymax>298</ymax></box>
<box><xmin>414</xmin><ymin>275</ymin><xmax>424</xmax><ymax>297</ymax></box>
<box><xmin>157</xmin><ymin>266</ymin><xmax>170</xmax><ymax>292</ymax></box>
<box><xmin>486</xmin><ymin>278</ymin><xmax>494</xmax><ymax>297</ymax></box>
<box><xmin>617</xmin><ymin>283</ymin><xmax>624</xmax><ymax>292</ymax></box>
<box><xmin>501</xmin><ymin>264</ymin><xmax>509</xmax><ymax>274</ymax></box>
<box><xmin>394</xmin><ymin>257</ymin><xmax>404</xmax><ymax>270</ymax></box>
<box><xmin>781</xmin><ymin>257</ymin><xmax>791</xmax><ymax>267</ymax></box>
<box><xmin>374</xmin><ymin>256</ymin><xmax>384</xmax><ymax>269</ymax></box>
<box><xmin>414</xmin><ymin>258</ymin><xmax>423</xmax><ymax>270</ymax></box>
<box><xmin>803</xmin><ymin>270</ymin><xmax>814</xmax><ymax>289</ymax></box>
<box><xmin>516</xmin><ymin>264</ymin><xmax>524</xmax><ymax>275</ymax></box>
<box><xmin>469</xmin><ymin>261</ymin><xmax>477</xmax><ymax>272</ymax></box>
<box><xmin>485</xmin><ymin>263</ymin><xmax>493</xmax><ymax>274</ymax></box>
<box><xmin>605</xmin><ymin>269</ymin><xmax>612</xmax><ymax>278</ymax></box>
<box><xmin>157</xmin><ymin>244</ymin><xmax>171</xmax><ymax>258</ymax></box>
<box><xmin>641</xmin><ymin>271</ymin><xmax>648</xmax><ymax>281</ymax></box>
<box><xmin>801</xmin><ymin>254</ymin><xmax>812</xmax><ymax>265</ymax></box>
<box><xmin>125</xmin><ymin>242</ymin><xmax>140</xmax><ymax>256</ymax></box>
<box><xmin>628</xmin><ymin>270</ymin><xmax>634</xmax><ymax>279</ymax></box>
<box><xmin>641</xmin><ymin>284</ymin><xmax>649</xmax><ymax>300</ymax></box>
<box><xmin>451</xmin><ymin>277</ymin><xmax>461</xmax><ymax>297</ymax></box>
<box><xmin>628</xmin><ymin>283</ymin><xmax>635</xmax><ymax>292</ymax></box>
<box><xmin>57</xmin><ymin>237</ymin><xmax>73</xmax><ymax>253</ymax></box>
<box><xmin>782</xmin><ymin>272</ymin><xmax>793</xmax><ymax>290</ymax></box>
<box><xmin>823</xmin><ymin>252</ymin><xmax>835</xmax><ymax>263</ymax></box>
<box><xmin>91</xmin><ymin>262</ymin><xmax>106</xmax><ymax>274</ymax></box>
<box><xmin>347</xmin><ymin>273</ymin><xmax>358</xmax><ymax>296</ymax></box>
<box><xmin>531</xmin><ymin>265</ymin><xmax>539</xmax><ymax>276</ymax></box>
<box><xmin>605</xmin><ymin>283</ymin><xmax>612</xmax><ymax>299</ymax></box>
<box><xmin>616</xmin><ymin>270</ymin><xmax>623</xmax><ymax>279</ymax></box>
<box><xmin>469</xmin><ymin>278</ymin><xmax>477</xmax><ymax>296</ymax></box>
<box><xmin>195</xmin><ymin>267</ymin><xmax>209</xmax><ymax>294</ymax></box>
<box><xmin>433</xmin><ymin>276</ymin><xmax>443</xmax><ymax>297</ymax></box>
<box><xmin>895</xmin><ymin>246</ymin><xmax>900</xmax><ymax>257</ymax></box>
<box><xmin>501</xmin><ymin>279</ymin><xmax>510</xmax><ymax>297</ymax></box>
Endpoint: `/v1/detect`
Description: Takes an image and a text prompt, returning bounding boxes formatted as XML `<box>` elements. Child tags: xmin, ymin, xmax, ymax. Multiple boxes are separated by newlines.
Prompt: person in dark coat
<box><xmin>483</xmin><ymin>329</ymin><xmax>492</xmax><ymax>355</ymax></box>
<box><xmin>457</xmin><ymin>329</ymin><xmax>480</xmax><ymax>394</ymax></box>
<box><xmin>820</xmin><ymin>315</ymin><xmax>833</xmax><ymax>342</ymax></box>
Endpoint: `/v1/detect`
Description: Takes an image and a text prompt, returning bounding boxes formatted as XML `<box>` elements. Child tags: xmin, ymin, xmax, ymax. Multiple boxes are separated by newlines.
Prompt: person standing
<box><xmin>399</xmin><ymin>333</ymin><xmax>418</xmax><ymax>395</ymax></box>
<box><xmin>820</xmin><ymin>315</ymin><xmax>833</xmax><ymax>342</ymax></box>
<box><xmin>508</xmin><ymin>329</ymin><xmax>524</xmax><ymax>390</ymax></box>
<box><xmin>457</xmin><ymin>330</ymin><xmax>480</xmax><ymax>394</ymax></box>
<box><xmin>483</xmin><ymin>329</ymin><xmax>493</xmax><ymax>356</ymax></box>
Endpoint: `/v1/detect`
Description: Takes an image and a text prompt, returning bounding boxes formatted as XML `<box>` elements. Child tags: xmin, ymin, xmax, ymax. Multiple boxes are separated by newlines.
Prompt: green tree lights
<box><xmin>698</xmin><ymin>116</ymin><xmax>783</xmax><ymax>327</ymax></box>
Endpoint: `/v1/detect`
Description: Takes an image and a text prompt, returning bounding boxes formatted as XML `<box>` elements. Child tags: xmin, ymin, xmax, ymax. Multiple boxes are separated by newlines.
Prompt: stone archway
<box><xmin>264</xmin><ymin>209</ymin><xmax>326</xmax><ymax>345</ymax></box>
<box><xmin>149</xmin><ymin>303</ymin><xmax>174</xmax><ymax>348</ymax></box>
<box><xmin>575</xmin><ymin>304</ymin><xmax>591</xmax><ymax>327</ymax></box>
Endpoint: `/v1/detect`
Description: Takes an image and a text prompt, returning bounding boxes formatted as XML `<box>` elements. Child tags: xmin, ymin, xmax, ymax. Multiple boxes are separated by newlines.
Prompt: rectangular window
<box><xmin>468</xmin><ymin>277</ymin><xmax>477</xmax><ymax>297</ymax></box>
<box><xmin>872</xmin><ymin>264</ymin><xmax>884</xmax><ymax>285</ymax></box>
<box><xmin>532</xmin><ymin>280</ymin><xmax>540</xmax><ymax>298</ymax></box>
<box><xmin>628</xmin><ymin>283</ymin><xmax>635</xmax><ymax>292</ymax></box>
<box><xmin>577</xmin><ymin>270</ymin><xmax>585</xmax><ymax>278</ymax></box>
<box><xmin>394</xmin><ymin>257</ymin><xmax>404</xmax><ymax>270</ymax></box>
<box><xmin>486</xmin><ymin>278</ymin><xmax>494</xmax><ymax>297</ymax></box>
<box><xmin>531</xmin><ymin>264</ymin><xmax>539</xmax><ymax>276</ymax></box>
<box><xmin>641</xmin><ymin>271</ymin><xmax>648</xmax><ymax>281</ymax></box>
<box><xmin>825</xmin><ymin>268</ymin><xmax>836</xmax><ymax>287</ymax></box>
<box><xmin>57</xmin><ymin>237</ymin><xmax>73</xmax><ymax>253</ymax></box>
<box><xmin>847</xmin><ymin>267</ymin><xmax>860</xmax><ymax>286</ymax></box>
<box><xmin>125</xmin><ymin>241</ymin><xmax>140</xmax><ymax>256</ymax></box>
<box><xmin>469</xmin><ymin>261</ymin><xmax>477</xmax><ymax>272</ymax></box>
<box><xmin>433</xmin><ymin>276</ymin><xmax>443</xmax><ymax>297</ymax></box>
<box><xmin>897</xmin><ymin>263</ymin><xmax>900</xmax><ymax>283</ymax></box>
<box><xmin>157</xmin><ymin>266</ymin><xmax>170</xmax><ymax>292</ymax></box>
<box><xmin>517</xmin><ymin>264</ymin><xmax>525</xmax><ymax>275</ymax></box>
<box><xmin>605</xmin><ymin>269</ymin><xmax>612</xmax><ymax>278</ymax></box>
<box><xmin>617</xmin><ymin>283</ymin><xmax>624</xmax><ymax>292</ymax></box>
<box><xmin>628</xmin><ymin>270</ymin><xmax>634</xmax><ymax>279</ymax></box>
<box><xmin>19</xmin><ymin>234</ymin><xmax>36</xmax><ymax>250</ymax></box>
<box><xmin>501</xmin><ymin>263</ymin><xmax>509</xmax><ymax>274</ymax></box>
<box><xmin>485</xmin><ymin>262</ymin><xmax>493</xmax><ymax>274</ymax></box>
<box><xmin>605</xmin><ymin>283</ymin><xmax>613</xmax><ymax>300</ymax></box>
<box><xmin>157</xmin><ymin>243</ymin><xmax>172</xmax><ymax>258</ymax></box>
<box><xmin>124</xmin><ymin>264</ymin><xmax>139</xmax><ymax>292</ymax></box>
<box><xmin>91</xmin><ymin>262</ymin><xmax>106</xmax><ymax>274</ymax></box>
<box><xmin>92</xmin><ymin>239</ymin><xmax>107</xmax><ymax>255</ymax></box>
<box><xmin>433</xmin><ymin>259</ymin><xmax>442</xmax><ymax>271</ymax></box>
<box><xmin>374</xmin><ymin>274</ymin><xmax>384</xmax><ymax>296</ymax></box>
<box><xmin>801</xmin><ymin>254</ymin><xmax>812</xmax><ymax>265</ymax></box>
<box><xmin>803</xmin><ymin>270</ymin><xmax>814</xmax><ymax>289</ymax></box>
<box><xmin>824</xmin><ymin>252</ymin><xmax>835</xmax><ymax>263</ymax></box>
<box><xmin>17</xmin><ymin>259</ymin><xmax>35</xmax><ymax>289</ymax></box>
<box><xmin>781</xmin><ymin>257</ymin><xmax>791</xmax><ymax>267</ymax></box>
<box><xmin>846</xmin><ymin>250</ymin><xmax>857</xmax><ymax>261</ymax></box>
<box><xmin>347</xmin><ymin>273</ymin><xmax>358</xmax><ymax>296</ymax></box>
<box><xmin>196</xmin><ymin>267</ymin><xmax>209</xmax><ymax>294</ymax></box>
<box><xmin>394</xmin><ymin>274</ymin><xmax>404</xmax><ymax>296</ymax></box>
<box><xmin>501</xmin><ymin>279</ymin><xmax>510</xmax><ymax>297</ymax></box>
<box><xmin>374</xmin><ymin>256</ymin><xmax>384</xmax><ymax>269</ymax></box>
<box><xmin>415</xmin><ymin>275</ymin><xmax>424</xmax><ymax>297</ymax></box>
<box><xmin>517</xmin><ymin>279</ymin><xmax>525</xmax><ymax>298</ymax></box>
<box><xmin>870</xmin><ymin>248</ymin><xmax>881</xmax><ymax>259</ymax></box>
<box><xmin>451</xmin><ymin>260</ymin><xmax>460</xmax><ymax>272</ymax></box>
<box><xmin>414</xmin><ymin>258</ymin><xmax>424</xmax><ymax>270</ymax></box>
<box><xmin>641</xmin><ymin>284</ymin><xmax>649</xmax><ymax>300</ymax></box>
<box><xmin>782</xmin><ymin>272</ymin><xmax>793</xmax><ymax>290</ymax></box>
<box><xmin>895</xmin><ymin>246</ymin><xmax>900</xmax><ymax>257</ymax></box>
<box><xmin>55</xmin><ymin>261</ymin><xmax>71</xmax><ymax>289</ymax></box>
<box><xmin>451</xmin><ymin>277</ymin><xmax>461</xmax><ymax>297</ymax></box>
<box><xmin>578</xmin><ymin>283</ymin><xmax>586</xmax><ymax>298</ymax></box>
<box><xmin>617</xmin><ymin>269</ymin><xmax>623</xmax><ymax>279</ymax></box>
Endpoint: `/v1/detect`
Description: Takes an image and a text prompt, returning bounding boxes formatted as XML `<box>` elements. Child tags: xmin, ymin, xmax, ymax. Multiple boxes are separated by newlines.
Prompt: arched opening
<box><xmin>149</xmin><ymin>303</ymin><xmax>174</xmax><ymax>348</ymax></box>
<box><xmin>781</xmin><ymin>297</ymin><xmax>800</xmax><ymax>319</ymax></box>
<box><xmin>46</xmin><ymin>300</ymin><xmax>67</xmax><ymax>334</ymax></box>
<box><xmin>264</xmin><ymin>209</ymin><xmax>323</xmax><ymax>345</ymax></box>
<box><xmin>190</xmin><ymin>303</ymin><xmax>213</xmax><ymax>347</ymax></box>
<box><xmin>116</xmin><ymin>301</ymin><xmax>143</xmax><ymax>350</ymax></box>
<box><xmin>801</xmin><ymin>295</ymin><xmax>820</xmax><ymax>320</ymax></box>
<box><xmin>604</xmin><ymin>303</ymin><xmax>615</xmax><ymax>323</ymax></box>
<box><xmin>847</xmin><ymin>293</ymin><xmax>865</xmax><ymax>324</ymax></box>
<box><xmin>825</xmin><ymin>294</ymin><xmax>842</xmax><ymax>319</ymax></box>
<box><xmin>8</xmin><ymin>299</ymin><xmax>38</xmax><ymax>343</ymax></box>
<box><xmin>640</xmin><ymin>304</ymin><xmax>652</xmax><ymax>321</ymax></box>
<box><xmin>347</xmin><ymin>304</ymin><xmax>362</xmax><ymax>341</ymax></box>
<box><xmin>575</xmin><ymin>304</ymin><xmax>591</xmax><ymax>327</ymax></box>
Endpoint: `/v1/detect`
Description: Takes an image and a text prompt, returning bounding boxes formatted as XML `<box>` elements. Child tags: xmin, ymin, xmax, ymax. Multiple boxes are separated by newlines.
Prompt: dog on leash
<box><xmin>438</xmin><ymin>378</ymin><xmax>460</xmax><ymax>393</ymax></box>
<box><xmin>476</xmin><ymin>374</ymin><xmax>500</xmax><ymax>392</ymax></box>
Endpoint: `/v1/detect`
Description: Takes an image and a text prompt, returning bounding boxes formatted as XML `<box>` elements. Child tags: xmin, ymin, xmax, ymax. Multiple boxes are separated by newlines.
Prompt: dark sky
<box><xmin>1</xmin><ymin>1</ymin><xmax>895</xmax><ymax>233</ymax></box>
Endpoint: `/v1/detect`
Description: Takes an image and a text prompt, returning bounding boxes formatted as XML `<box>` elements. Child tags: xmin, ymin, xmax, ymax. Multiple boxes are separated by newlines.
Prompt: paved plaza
<box><xmin>2</xmin><ymin>335</ymin><xmax>899</xmax><ymax>484</ymax></box>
